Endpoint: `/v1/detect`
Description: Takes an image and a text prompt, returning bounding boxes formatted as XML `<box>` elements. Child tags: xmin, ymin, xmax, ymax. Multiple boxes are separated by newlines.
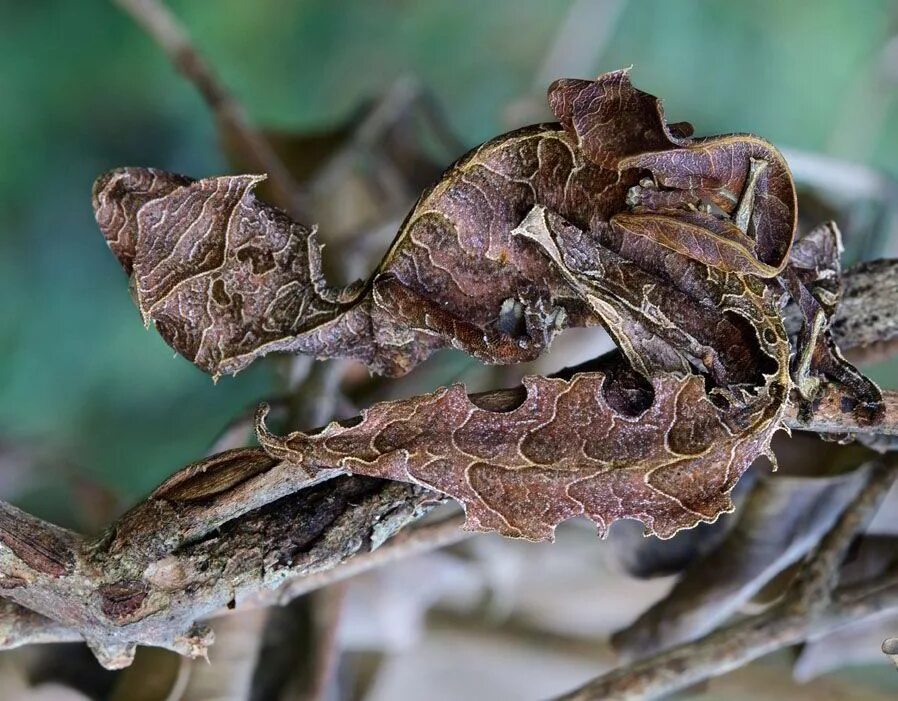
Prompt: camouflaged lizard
<box><xmin>93</xmin><ymin>70</ymin><xmax>883</xmax><ymax>539</ymax></box>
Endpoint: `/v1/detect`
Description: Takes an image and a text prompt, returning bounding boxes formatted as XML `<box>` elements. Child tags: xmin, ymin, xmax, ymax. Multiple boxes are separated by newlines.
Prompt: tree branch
<box><xmin>0</xmin><ymin>260</ymin><xmax>896</xmax><ymax>666</ymax></box>
<box><xmin>554</xmin><ymin>458</ymin><xmax>898</xmax><ymax>701</ymax></box>
<box><xmin>0</xmin><ymin>476</ymin><xmax>437</xmax><ymax>668</ymax></box>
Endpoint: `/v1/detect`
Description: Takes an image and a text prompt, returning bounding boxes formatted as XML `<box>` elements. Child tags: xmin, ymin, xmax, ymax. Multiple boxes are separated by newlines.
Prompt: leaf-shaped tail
<box><xmin>93</xmin><ymin>168</ymin><xmax>376</xmax><ymax>378</ymax></box>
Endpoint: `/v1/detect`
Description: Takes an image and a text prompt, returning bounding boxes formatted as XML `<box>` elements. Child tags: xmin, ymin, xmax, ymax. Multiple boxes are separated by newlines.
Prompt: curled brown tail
<box><xmin>93</xmin><ymin>168</ymin><xmax>372</xmax><ymax>378</ymax></box>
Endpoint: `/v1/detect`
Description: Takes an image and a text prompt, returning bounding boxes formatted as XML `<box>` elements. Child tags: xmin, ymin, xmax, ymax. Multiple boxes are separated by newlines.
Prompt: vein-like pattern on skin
<box><xmin>93</xmin><ymin>68</ymin><xmax>883</xmax><ymax>540</ymax></box>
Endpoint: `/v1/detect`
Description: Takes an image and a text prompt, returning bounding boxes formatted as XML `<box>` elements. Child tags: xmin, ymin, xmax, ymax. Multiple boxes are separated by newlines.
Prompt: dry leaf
<box><xmin>257</xmin><ymin>361</ymin><xmax>781</xmax><ymax>541</ymax></box>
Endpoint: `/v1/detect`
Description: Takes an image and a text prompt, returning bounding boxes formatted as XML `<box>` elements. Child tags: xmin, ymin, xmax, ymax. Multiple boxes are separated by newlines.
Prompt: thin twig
<box><xmin>113</xmin><ymin>0</ymin><xmax>308</xmax><ymax>219</ymax></box>
<box><xmin>554</xmin><ymin>459</ymin><xmax>898</xmax><ymax>701</ymax></box>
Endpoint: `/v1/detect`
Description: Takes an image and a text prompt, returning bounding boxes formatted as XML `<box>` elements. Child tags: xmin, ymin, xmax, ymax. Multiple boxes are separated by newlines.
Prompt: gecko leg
<box><xmin>733</xmin><ymin>158</ymin><xmax>768</xmax><ymax>234</ymax></box>
<box><xmin>626</xmin><ymin>156</ymin><xmax>769</xmax><ymax>238</ymax></box>
<box><xmin>615</xmin><ymin>157</ymin><xmax>783</xmax><ymax>278</ymax></box>
<box><xmin>784</xmin><ymin>222</ymin><xmax>883</xmax><ymax>425</ymax></box>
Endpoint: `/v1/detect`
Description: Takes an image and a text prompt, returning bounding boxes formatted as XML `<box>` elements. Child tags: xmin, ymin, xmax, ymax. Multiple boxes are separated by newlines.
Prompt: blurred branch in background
<box><xmin>827</xmin><ymin>34</ymin><xmax>898</xmax><ymax>172</ymax></box>
<box><xmin>786</xmin><ymin>148</ymin><xmax>898</xmax><ymax>262</ymax></box>
<box><xmin>611</xmin><ymin>459</ymin><xmax>873</xmax><ymax>658</ymax></box>
<box><xmin>556</xmin><ymin>459</ymin><xmax>898</xmax><ymax>700</ymax></box>
<box><xmin>112</xmin><ymin>0</ymin><xmax>309</xmax><ymax>220</ymax></box>
<box><xmin>505</xmin><ymin>0</ymin><xmax>628</xmax><ymax>125</ymax></box>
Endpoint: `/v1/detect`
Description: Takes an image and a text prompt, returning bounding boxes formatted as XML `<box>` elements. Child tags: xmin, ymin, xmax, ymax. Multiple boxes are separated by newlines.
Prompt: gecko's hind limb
<box><xmin>784</xmin><ymin>222</ymin><xmax>883</xmax><ymax>426</ymax></box>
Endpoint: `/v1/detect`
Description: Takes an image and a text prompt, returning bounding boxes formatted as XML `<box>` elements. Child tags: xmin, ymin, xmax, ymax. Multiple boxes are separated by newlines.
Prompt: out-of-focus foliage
<box><xmin>1</xmin><ymin>0</ymin><xmax>897</xmax><ymax>526</ymax></box>
<box><xmin>3</xmin><ymin>3</ymin><xmax>898</xmax><ymax>698</ymax></box>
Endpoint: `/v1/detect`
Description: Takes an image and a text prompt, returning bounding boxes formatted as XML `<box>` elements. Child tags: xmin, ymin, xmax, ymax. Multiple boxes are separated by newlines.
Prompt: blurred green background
<box><xmin>1</xmin><ymin>0</ymin><xmax>897</xmax><ymax>526</ymax></box>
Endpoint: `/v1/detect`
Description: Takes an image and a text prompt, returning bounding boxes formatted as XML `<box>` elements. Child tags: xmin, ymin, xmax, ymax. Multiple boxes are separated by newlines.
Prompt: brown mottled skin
<box><xmin>92</xmin><ymin>70</ymin><xmax>882</xmax><ymax>540</ymax></box>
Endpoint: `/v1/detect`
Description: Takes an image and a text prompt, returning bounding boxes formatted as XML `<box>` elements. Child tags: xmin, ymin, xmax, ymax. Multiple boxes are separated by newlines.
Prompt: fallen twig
<box><xmin>553</xmin><ymin>459</ymin><xmax>898</xmax><ymax>701</ymax></box>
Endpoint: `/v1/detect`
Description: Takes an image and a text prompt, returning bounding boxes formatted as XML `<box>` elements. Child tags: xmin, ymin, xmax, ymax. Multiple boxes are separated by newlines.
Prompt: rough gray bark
<box><xmin>0</xmin><ymin>476</ymin><xmax>436</xmax><ymax>668</ymax></box>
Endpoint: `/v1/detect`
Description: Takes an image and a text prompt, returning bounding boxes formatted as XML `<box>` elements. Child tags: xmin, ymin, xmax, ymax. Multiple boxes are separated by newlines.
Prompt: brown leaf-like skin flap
<box><xmin>369</xmin><ymin>122</ymin><xmax>629</xmax><ymax>372</ymax></box>
<box><xmin>258</xmin><ymin>368</ymin><xmax>781</xmax><ymax>542</ymax></box>
<box><xmin>548</xmin><ymin>69</ymin><xmax>691</xmax><ymax>168</ymax></box>
<box><xmin>93</xmin><ymin>70</ymin><xmax>798</xmax><ymax>379</ymax></box>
